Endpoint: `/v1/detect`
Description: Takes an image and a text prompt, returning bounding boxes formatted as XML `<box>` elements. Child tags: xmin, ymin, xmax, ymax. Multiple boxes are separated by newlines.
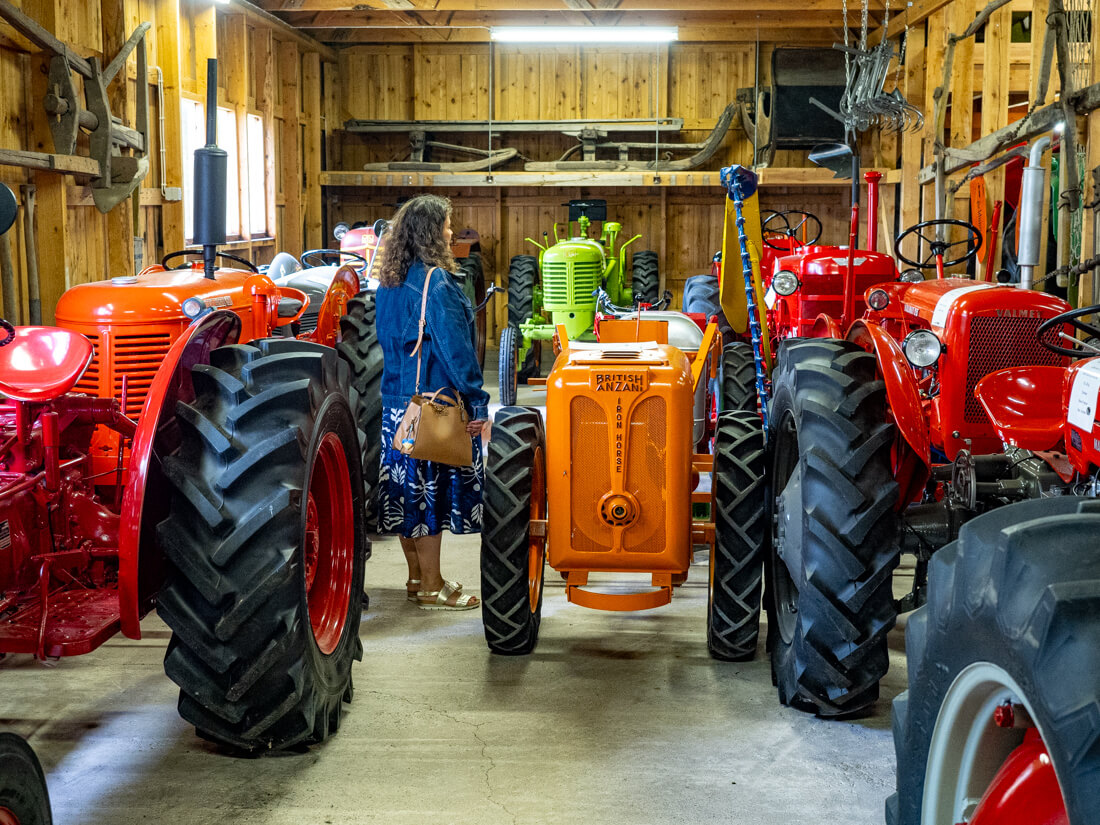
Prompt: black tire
<box><xmin>720</xmin><ymin>341</ymin><xmax>757</xmax><ymax>413</ymax></box>
<box><xmin>0</xmin><ymin>734</ymin><xmax>51</xmax><ymax>825</ymax></box>
<box><xmin>682</xmin><ymin>274</ymin><xmax>732</xmax><ymax>338</ymax></box>
<box><xmin>766</xmin><ymin>339</ymin><xmax>900</xmax><ymax>717</ymax></box>
<box><xmin>708</xmin><ymin>410</ymin><xmax>767</xmax><ymax>661</ymax></box>
<box><xmin>481</xmin><ymin>406</ymin><xmax>547</xmax><ymax>655</ymax></box>
<box><xmin>888</xmin><ymin>497</ymin><xmax>1100</xmax><ymax>825</ymax></box>
<box><xmin>156</xmin><ymin>338</ymin><xmax>367</xmax><ymax>752</ymax></box>
<box><xmin>631</xmin><ymin>249</ymin><xmax>659</xmax><ymax>305</ymax></box>
<box><xmin>338</xmin><ymin>295</ymin><xmax>383</xmax><ymax>533</ymax></box>
<box><xmin>455</xmin><ymin>256</ymin><xmax>487</xmax><ymax>368</ymax></box>
<box><xmin>507</xmin><ymin>255</ymin><xmax>539</xmax><ymax>381</ymax></box>
<box><xmin>498</xmin><ymin>326</ymin><xmax>519</xmax><ymax>407</ymax></box>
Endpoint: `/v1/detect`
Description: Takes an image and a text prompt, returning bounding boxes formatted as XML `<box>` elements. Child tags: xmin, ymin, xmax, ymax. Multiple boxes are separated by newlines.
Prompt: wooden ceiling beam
<box><xmin>311</xmin><ymin>25</ymin><xmax>838</xmax><ymax>42</ymax></box>
<box><xmin>255</xmin><ymin>0</ymin><xmax>884</xmax><ymax>11</ymax></box>
<box><xmin>282</xmin><ymin>10</ymin><xmax>856</xmax><ymax>28</ymax></box>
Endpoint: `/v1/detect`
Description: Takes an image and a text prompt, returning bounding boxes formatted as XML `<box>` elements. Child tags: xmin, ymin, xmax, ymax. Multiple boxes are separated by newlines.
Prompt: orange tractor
<box><xmin>0</xmin><ymin>62</ymin><xmax>376</xmax><ymax>752</ymax></box>
<box><xmin>478</xmin><ymin>178</ymin><xmax>774</xmax><ymax>657</ymax></box>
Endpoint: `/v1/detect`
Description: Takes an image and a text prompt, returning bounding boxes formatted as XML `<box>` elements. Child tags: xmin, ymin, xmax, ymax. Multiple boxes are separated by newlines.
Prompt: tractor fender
<box><xmin>117</xmin><ymin>310</ymin><xmax>242</xmax><ymax>638</ymax></box>
<box><xmin>303</xmin><ymin>265</ymin><xmax>359</xmax><ymax>347</ymax></box>
<box><xmin>810</xmin><ymin>313</ymin><xmax>843</xmax><ymax>339</ymax></box>
<box><xmin>847</xmin><ymin>320</ymin><xmax>932</xmax><ymax>503</ymax></box>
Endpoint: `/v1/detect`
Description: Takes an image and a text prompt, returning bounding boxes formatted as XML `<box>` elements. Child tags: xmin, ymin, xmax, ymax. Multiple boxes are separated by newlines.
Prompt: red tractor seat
<box><xmin>974</xmin><ymin>365</ymin><xmax>1067</xmax><ymax>452</ymax></box>
<box><xmin>0</xmin><ymin>326</ymin><xmax>95</xmax><ymax>402</ymax></box>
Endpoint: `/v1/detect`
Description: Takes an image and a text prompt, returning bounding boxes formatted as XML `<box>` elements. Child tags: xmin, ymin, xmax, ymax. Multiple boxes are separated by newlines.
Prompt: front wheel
<box><xmin>0</xmin><ymin>734</ymin><xmax>51</xmax><ymax>825</ymax></box>
<box><xmin>156</xmin><ymin>339</ymin><xmax>367</xmax><ymax>752</ymax></box>
<box><xmin>338</xmin><ymin>295</ymin><xmax>383</xmax><ymax>531</ymax></box>
<box><xmin>708</xmin><ymin>411</ymin><xmax>767</xmax><ymax>661</ymax></box>
<box><xmin>887</xmin><ymin>497</ymin><xmax>1100</xmax><ymax>825</ymax></box>
<box><xmin>498</xmin><ymin>326</ymin><xmax>519</xmax><ymax>407</ymax></box>
<box><xmin>481</xmin><ymin>407</ymin><xmax>547</xmax><ymax>655</ymax></box>
<box><xmin>767</xmin><ymin>339</ymin><xmax>900</xmax><ymax>717</ymax></box>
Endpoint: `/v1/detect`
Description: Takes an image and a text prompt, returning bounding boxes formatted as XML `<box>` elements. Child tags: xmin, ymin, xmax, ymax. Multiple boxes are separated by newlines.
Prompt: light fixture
<box><xmin>490</xmin><ymin>26</ymin><xmax>678</xmax><ymax>44</ymax></box>
<box><xmin>866</xmin><ymin>288</ymin><xmax>891</xmax><ymax>311</ymax></box>
<box><xmin>772</xmin><ymin>270</ymin><xmax>800</xmax><ymax>296</ymax></box>
<box><xmin>903</xmin><ymin>329</ymin><xmax>943</xmax><ymax>368</ymax></box>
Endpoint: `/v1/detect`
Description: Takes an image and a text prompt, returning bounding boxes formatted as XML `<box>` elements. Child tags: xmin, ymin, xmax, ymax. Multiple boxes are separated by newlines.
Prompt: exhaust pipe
<box><xmin>192</xmin><ymin>59</ymin><xmax>226</xmax><ymax>281</ymax></box>
<box><xmin>1017</xmin><ymin>135</ymin><xmax>1051</xmax><ymax>290</ymax></box>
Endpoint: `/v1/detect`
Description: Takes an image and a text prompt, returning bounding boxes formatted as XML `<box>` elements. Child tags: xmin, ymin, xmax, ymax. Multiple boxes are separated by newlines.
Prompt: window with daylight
<box><xmin>246</xmin><ymin>114</ymin><xmax>266</xmax><ymax>236</ymax></box>
<box><xmin>217</xmin><ymin>106</ymin><xmax>240</xmax><ymax>240</ymax></box>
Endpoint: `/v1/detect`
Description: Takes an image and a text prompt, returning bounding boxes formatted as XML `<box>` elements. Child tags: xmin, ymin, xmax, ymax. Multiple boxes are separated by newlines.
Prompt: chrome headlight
<box><xmin>903</xmin><ymin>329</ymin><xmax>943</xmax><ymax>368</ymax></box>
<box><xmin>867</xmin><ymin>288</ymin><xmax>891</xmax><ymax>311</ymax></box>
<box><xmin>899</xmin><ymin>269</ymin><xmax>924</xmax><ymax>283</ymax></box>
<box><xmin>333</xmin><ymin>222</ymin><xmax>349</xmax><ymax>241</ymax></box>
<box><xmin>772</xmin><ymin>269</ymin><xmax>800</xmax><ymax>296</ymax></box>
<box><xmin>181</xmin><ymin>297</ymin><xmax>207</xmax><ymax>320</ymax></box>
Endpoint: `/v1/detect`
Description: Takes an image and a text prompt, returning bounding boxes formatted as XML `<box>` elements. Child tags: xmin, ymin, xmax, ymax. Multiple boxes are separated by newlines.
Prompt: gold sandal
<box><xmin>417</xmin><ymin>580</ymin><xmax>480</xmax><ymax>611</ymax></box>
<box><xmin>406</xmin><ymin>579</ymin><xmax>421</xmax><ymax>603</ymax></box>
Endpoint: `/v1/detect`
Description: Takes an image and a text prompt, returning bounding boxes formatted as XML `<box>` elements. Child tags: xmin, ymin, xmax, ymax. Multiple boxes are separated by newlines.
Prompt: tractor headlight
<box><xmin>772</xmin><ymin>269</ymin><xmax>800</xmax><ymax>296</ymax></box>
<box><xmin>899</xmin><ymin>269</ymin><xmax>924</xmax><ymax>283</ymax></box>
<box><xmin>903</xmin><ymin>329</ymin><xmax>943</xmax><ymax>368</ymax></box>
<box><xmin>867</xmin><ymin>288</ymin><xmax>891</xmax><ymax>311</ymax></box>
<box><xmin>333</xmin><ymin>222</ymin><xmax>349</xmax><ymax>241</ymax></box>
<box><xmin>181</xmin><ymin>297</ymin><xmax>207</xmax><ymax>320</ymax></box>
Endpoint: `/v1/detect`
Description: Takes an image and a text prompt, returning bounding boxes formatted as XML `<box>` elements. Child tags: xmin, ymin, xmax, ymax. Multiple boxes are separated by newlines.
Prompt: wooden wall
<box><xmin>0</xmin><ymin>0</ymin><xmax>330</xmax><ymax>323</ymax></box>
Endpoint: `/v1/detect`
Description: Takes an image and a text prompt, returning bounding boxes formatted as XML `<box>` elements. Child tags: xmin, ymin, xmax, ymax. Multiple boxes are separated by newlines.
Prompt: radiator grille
<box><xmin>964</xmin><ymin>316</ymin><xmax>1062</xmax><ymax>424</ymax></box>
<box><xmin>623</xmin><ymin>397</ymin><xmax>666</xmax><ymax>553</ymax></box>
<box><xmin>74</xmin><ymin>338</ymin><xmax>101</xmax><ymax>396</ymax></box>
<box><xmin>570</xmin><ymin>396</ymin><xmax>612</xmax><ymax>553</ymax></box>
<box><xmin>543</xmin><ymin>260</ymin><xmax>601</xmax><ymax>309</ymax></box>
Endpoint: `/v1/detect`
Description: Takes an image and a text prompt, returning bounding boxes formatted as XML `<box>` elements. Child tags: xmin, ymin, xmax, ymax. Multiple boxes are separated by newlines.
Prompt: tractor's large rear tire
<box><xmin>157</xmin><ymin>338</ymin><xmax>367</xmax><ymax>752</ymax></box>
<box><xmin>766</xmin><ymin>339</ymin><xmax>900</xmax><ymax>717</ymax></box>
<box><xmin>338</xmin><ymin>295</ymin><xmax>383</xmax><ymax>532</ymax></box>
<box><xmin>481</xmin><ymin>407</ymin><xmax>547</xmax><ymax>655</ymax></box>
<box><xmin>507</xmin><ymin>255</ymin><xmax>539</xmax><ymax>381</ymax></box>
<box><xmin>631</xmin><ymin>250</ymin><xmax>660</xmax><ymax>306</ymax></box>
<box><xmin>887</xmin><ymin>498</ymin><xmax>1100</xmax><ymax>825</ymax></box>
<box><xmin>682</xmin><ymin>274</ymin><xmax>731</xmax><ymax>338</ymax></box>
<box><xmin>708</xmin><ymin>410</ymin><xmax>767</xmax><ymax>661</ymax></box>
<box><xmin>498</xmin><ymin>326</ymin><xmax>519</xmax><ymax>407</ymax></box>
<box><xmin>456</xmin><ymin>255</ymin><xmax>487</xmax><ymax>368</ymax></box>
<box><xmin>0</xmin><ymin>734</ymin><xmax>51</xmax><ymax>825</ymax></box>
<box><xmin>720</xmin><ymin>342</ymin><xmax>757</xmax><ymax>414</ymax></box>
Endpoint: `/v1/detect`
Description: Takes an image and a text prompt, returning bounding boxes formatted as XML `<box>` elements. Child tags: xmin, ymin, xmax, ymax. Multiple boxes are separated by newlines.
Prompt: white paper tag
<box><xmin>1067</xmin><ymin>360</ymin><xmax>1100</xmax><ymax>431</ymax></box>
<box><xmin>930</xmin><ymin>284</ymin><xmax>995</xmax><ymax>329</ymax></box>
<box><xmin>764</xmin><ymin>287</ymin><xmax>777</xmax><ymax>309</ymax></box>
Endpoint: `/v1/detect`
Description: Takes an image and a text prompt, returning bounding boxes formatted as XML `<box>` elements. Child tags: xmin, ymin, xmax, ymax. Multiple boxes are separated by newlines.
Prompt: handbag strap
<box><xmin>409</xmin><ymin>266</ymin><xmax>437</xmax><ymax>394</ymax></box>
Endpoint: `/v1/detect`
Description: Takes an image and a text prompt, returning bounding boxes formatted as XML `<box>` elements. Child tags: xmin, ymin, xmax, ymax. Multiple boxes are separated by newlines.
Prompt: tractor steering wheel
<box><xmin>161</xmin><ymin>250</ymin><xmax>259</xmax><ymax>273</ymax></box>
<box><xmin>1036</xmin><ymin>304</ymin><xmax>1100</xmax><ymax>358</ymax></box>
<box><xmin>300</xmin><ymin>249</ymin><xmax>368</xmax><ymax>269</ymax></box>
<box><xmin>762</xmin><ymin>210</ymin><xmax>823</xmax><ymax>250</ymax></box>
<box><xmin>895</xmin><ymin>219</ymin><xmax>982</xmax><ymax>270</ymax></box>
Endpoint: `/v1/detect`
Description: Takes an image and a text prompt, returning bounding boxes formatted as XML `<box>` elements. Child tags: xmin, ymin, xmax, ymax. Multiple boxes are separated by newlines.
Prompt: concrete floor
<box><xmin>0</xmin><ymin>346</ymin><xmax>906</xmax><ymax>824</ymax></box>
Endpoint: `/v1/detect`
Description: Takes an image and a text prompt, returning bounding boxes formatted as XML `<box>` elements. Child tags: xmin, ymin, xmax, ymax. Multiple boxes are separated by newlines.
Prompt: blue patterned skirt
<box><xmin>378</xmin><ymin>406</ymin><xmax>485</xmax><ymax>538</ymax></box>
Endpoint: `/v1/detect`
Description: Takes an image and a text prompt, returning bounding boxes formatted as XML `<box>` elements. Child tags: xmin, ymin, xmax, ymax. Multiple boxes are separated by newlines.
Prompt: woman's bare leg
<box><xmin>399</xmin><ymin>536</ymin><xmax>420</xmax><ymax>583</ymax></box>
<box><xmin>412</xmin><ymin>533</ymin><xmax>444</xmax><ymax>592</ymax></box>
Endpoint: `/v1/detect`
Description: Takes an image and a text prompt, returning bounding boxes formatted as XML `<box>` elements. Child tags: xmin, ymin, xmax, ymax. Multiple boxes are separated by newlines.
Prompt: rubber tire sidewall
<box><xmin>0</xmin><ymin>734</ymin><xmax>51</xmax><ymax>825</ymax></box>
<box><xmin>498</xmin><ymin>326</ymin><xmax>519</xmax><ymax>407</ymax></box>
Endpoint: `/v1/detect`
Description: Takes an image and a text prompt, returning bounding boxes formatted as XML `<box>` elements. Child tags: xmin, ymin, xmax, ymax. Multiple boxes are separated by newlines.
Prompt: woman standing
<box><xmin>374</xmin><ymin>195</ymin><xmax>488</xmax><ymax>610</ymax></box>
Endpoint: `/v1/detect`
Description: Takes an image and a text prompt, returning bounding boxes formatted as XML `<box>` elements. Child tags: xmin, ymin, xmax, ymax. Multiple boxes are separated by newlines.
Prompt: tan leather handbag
<box><xmin>391</xmin><ymin>268</ymin><xmax>474</xmax><ymax>467</ymax></box>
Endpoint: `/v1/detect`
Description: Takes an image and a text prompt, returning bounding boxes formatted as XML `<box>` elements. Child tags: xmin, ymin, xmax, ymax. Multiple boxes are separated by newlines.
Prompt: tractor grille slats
<box><xmin>543</xmin><ymin>261</ymin><xmax>601</xmax><ymax>309</ymax></box>
<box><xmin>964</xmin><ymin>316</ymin><xmax>1062</xmax><ymax>424</ymax></box>
<box><xmin>623</xmin><ymin>397</ymin><xmax>666</xmax><ymax>553</ymax></box>
<box><xmin>74</xmin><ymin>339</ymin><xmax>100</xmax><ymax>395</ymax></box>
<box><xmin>75</xmin><ymin>333</ymin><xmax>171</xmax><ymax>415</ymax></box>
<box><xmin>570</xmin><ymin>396</ymin><xmax>612</xmax><ymax>553</ymax></box>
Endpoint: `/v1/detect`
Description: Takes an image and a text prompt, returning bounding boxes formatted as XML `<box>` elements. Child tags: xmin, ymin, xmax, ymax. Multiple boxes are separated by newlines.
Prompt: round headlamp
<box><xmin>772</xmin><ymin>269</ymin><xmax>800</xmax><ymax>296</ymax></box>
<box><xmin>333</xmin><ymin>222</ymin><xmax>349</xmax><ymax>241</ymax></box>
<box><xmin>867</xmin><ymin>288</ymin><xmax>891</xmax><ymax>311</ymax></box>
<box><xmin>903</xmin><ymin>329</ymin><xmax>943</xmax><ymax>368</ymax></box>
<box><xmin>899</xmin><ymin>269</ymin><xmax>924</xmax><ymax>283</ymax></box>
<box><xmin>181</xmin><ymin>297</ymin><xmax>207</xmax><ymax>320</ymax></box>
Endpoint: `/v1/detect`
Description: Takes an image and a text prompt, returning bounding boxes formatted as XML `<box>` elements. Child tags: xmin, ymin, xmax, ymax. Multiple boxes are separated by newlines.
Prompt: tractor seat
<box><xmin>0</xmin><ymin>326</ymin><xmax>95</xmax><ymax>402</ymax></box>
<box><xmin>974</xmin><ymin>365</ymin><xmax>1067</xmax><ymax>451</ymax></box>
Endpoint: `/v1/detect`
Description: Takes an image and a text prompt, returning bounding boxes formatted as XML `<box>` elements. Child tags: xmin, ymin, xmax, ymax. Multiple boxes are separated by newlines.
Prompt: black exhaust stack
<box><xmin>193</xmin><ymin>59</ymin><xmax>226</xmax><ymax>281</ymax></box>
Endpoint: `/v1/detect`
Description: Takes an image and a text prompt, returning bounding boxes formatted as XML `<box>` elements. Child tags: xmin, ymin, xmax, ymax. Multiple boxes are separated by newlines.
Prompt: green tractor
<box><xmin>498</xmin><ymin>199</ymin><xmax>659</xmax><ymax>404</ymax></box>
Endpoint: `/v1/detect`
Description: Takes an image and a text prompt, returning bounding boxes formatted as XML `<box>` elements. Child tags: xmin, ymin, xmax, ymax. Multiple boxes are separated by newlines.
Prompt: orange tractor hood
<box><xmin>55</xmin><ymin>266</ymin><xmax>262</xmax><ymax>326</ymax></box>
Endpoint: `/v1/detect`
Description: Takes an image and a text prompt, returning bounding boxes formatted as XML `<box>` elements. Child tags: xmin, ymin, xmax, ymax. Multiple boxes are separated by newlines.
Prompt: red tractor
<box><xmin>0</xmin><ymin>63</ymin><xmax>376</xmax><ymax>752</ymax></box>
<box><xmin>888</xmin><ymin>342</ymin><xmax>1100</xmax><ymax>825</ymax></box>
<box><xmin>764</xmin><ymin>207</ymin><xmax>1077</xmax><ymax>718</ymax></box>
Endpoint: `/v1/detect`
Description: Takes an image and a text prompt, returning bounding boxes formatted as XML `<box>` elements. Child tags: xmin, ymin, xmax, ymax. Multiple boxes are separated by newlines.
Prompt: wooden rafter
<box><xmin>255</xmin><ymin>0</ymin><xmax>885</xmax><ymax>9</ymax></box>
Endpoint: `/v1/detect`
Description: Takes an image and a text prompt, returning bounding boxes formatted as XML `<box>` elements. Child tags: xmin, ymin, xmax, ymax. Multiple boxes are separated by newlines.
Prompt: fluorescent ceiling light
<box><xmin>490</xmin><ymin>26</ymin><xmax>678</xmax><ymax>44</ymax></box>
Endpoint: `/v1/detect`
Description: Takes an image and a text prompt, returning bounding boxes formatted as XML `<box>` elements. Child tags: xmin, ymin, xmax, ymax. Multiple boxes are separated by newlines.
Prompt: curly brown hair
<box><xmin>375</xmin><ymin>194</ymin><xmax>456</xmax><ymax>286</ymax></box>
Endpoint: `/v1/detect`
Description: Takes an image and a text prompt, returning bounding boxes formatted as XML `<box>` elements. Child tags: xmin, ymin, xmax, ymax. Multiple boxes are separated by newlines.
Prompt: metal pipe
<box><xmin>865</xmin><ymin>170</ymin><xmax>882</xmax><ymax>252</ymax></box>
<box><xmin>0</xmin><ymin>225</ymin><xmax>16</xmax><ymax>322</ymax></box>
<box><xmin>1092</xmin><ymin>167</ymin><xmax>1100</xmax><ymax>307</ymax></box>
<box><xmin>1017</xmin><ymin>135</ymin><xmax>1052</xmax><ymax>290</ymax></box>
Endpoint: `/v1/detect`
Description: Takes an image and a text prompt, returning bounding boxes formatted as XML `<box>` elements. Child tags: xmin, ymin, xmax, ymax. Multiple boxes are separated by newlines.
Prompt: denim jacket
<box><xmin>376</xmin><ymin>260</ymin><xmax>490</xmax><ymax>420</ymax></box>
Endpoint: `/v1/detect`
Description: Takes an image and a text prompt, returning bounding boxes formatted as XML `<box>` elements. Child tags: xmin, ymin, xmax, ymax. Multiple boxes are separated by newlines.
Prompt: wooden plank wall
<box><xmin>0</xmin><ymin>0</ymin><xmax>328</xmax><ymax>323</ymax></box>
<box><xmin>328</xmin><ymin>184</ymin><xmax>858</xmax><ymax>339</ymax></box>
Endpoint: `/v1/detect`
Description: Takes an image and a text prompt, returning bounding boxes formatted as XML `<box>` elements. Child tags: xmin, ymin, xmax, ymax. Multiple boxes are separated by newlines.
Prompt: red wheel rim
<box><xmin>527</xmin><ymin>445</ymin><xmax>546</xmax><ymax>612</ymax></box>
<box><xmin>305</xmin><ymin>431</ymin><xmax>355</xmax><ymax>655</ymax></box>
<box><xmin>0</xmin><ymin>806</ymin><xmax>20</xmax><ymax>825</ymax></box>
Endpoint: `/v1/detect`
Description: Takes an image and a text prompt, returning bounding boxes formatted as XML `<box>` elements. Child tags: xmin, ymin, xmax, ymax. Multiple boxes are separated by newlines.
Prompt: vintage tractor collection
<box><xmin>499</xmin><ymin>199</ymin><xmax>660</xmax><ymax>405</ymax></box>
<box><xmin>0</xmin><ymin>61</ymin><xmax>378</xmax><ymax>753</ymax></box>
